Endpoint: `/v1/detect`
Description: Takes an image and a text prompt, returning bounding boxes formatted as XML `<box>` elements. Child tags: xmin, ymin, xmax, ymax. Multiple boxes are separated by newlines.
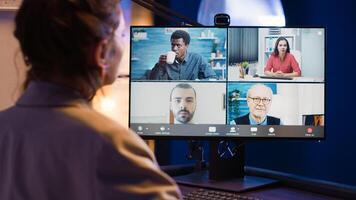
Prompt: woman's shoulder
<box><xmin>269</xmin><ymin>53</ymin><xmax>279</xmax><ymax>60</ymax></box>
<box><xmin>58</xmin><ymin>106</ymin><xmax>142</xmax><ymax>145</ymax></box>
<box><xmin>286</xmin><ymin>52</ymin><xmax>296</xmax><ymax>59</ymax></box>
<box><xmin>59</xmin><ymin>105</ymin><xmax>154</xmax><ymax>156</ymax></box>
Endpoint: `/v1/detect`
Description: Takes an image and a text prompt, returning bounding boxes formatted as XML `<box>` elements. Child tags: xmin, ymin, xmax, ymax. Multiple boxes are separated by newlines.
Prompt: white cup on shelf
<box><xmin>211</xmin><ymin>52</ymin><xmax>216</xmax><ymax>59</ymax></box>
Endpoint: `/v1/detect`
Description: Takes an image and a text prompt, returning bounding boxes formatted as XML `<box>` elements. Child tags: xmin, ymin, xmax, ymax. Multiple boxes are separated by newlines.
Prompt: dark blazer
<box><xmin>234</xmin><ymin>113</ymin><xmax>281</xmax><ymax>125</ymax></box>
<box><xmin>0</xmin><ymin>81</ymin><xmax>180</xmax><ymax>200</ymax></box>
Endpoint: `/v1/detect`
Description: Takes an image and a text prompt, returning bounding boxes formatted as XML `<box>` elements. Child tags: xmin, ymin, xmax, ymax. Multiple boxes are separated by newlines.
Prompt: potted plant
<box><xmin>241</xmin><ymin>61</ymin><xmax>249</xmax><ymax>75</ymax></box>
<box><xmin>238</xmin><ymin>61</ymin><xmax>249</xmax><ymax>79</ymax></box>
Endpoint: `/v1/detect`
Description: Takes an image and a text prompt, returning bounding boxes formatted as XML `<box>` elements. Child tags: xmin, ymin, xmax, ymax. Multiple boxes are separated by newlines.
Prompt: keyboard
<box><xmin>258</xmin><ymin>75</ymin><xmax>293</xmax><ymax>80</ymax></box>
<box><xmin>183</xmin><ymin>188</ymin><xmax>262</xmax><ymax>200</ymax></box>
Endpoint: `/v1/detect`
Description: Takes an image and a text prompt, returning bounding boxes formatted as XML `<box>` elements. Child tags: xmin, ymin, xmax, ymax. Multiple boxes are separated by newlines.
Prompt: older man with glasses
<box><xmin>232</xmin><ymin>84</ymin><xmax>281</xmax><ymax>125</ymax></box>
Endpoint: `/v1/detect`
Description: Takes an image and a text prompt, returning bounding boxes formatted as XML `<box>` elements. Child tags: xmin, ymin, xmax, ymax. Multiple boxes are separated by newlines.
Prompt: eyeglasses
<box><xmin>248</xmin><ymin>97</ymin><xmax>271</xmax><ymax>104</ymax></box>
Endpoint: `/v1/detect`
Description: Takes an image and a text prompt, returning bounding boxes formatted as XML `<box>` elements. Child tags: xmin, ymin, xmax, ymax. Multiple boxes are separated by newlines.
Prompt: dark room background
<box><xmin>152</xmin><ymin>0</ymin><xmax>356</xmax><ymax>186</ymax></box>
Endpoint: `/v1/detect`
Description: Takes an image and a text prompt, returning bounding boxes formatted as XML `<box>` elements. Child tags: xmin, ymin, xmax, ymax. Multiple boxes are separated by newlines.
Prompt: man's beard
<box><xmin>175</xmin><ymin>109</ymin><xmax>194</xmax><ymax>124</ymax></box>
<box><xmin>253</xmin><ymin>108</ymin><xmax>266</xmax><ymax>118</ymax></box>
<box><xmin>252</xmin><ymin>109</ymin><xmax>267</xmax><ymax>122</ymax></box>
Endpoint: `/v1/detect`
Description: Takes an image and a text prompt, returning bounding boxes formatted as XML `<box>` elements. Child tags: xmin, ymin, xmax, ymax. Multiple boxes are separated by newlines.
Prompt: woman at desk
<box><xmin>264</xmin><ymin>37</ymin><xmax>301</xmax><ymax>77</ymax></box>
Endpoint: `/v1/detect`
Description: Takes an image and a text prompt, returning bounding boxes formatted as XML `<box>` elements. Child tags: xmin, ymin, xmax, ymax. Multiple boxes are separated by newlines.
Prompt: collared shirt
<box><xmin>249</xmin><ymin>114</ymin><xmax>267</xmax><ymax>125</ymax></box>
<box><xmin>0</xmin><ymin>81</ymin><xmax>181</xmax><ymax>200</ymax></box>
<box><xmin>230</xmin><ymin>115</ymin><xmax>268</xmax><ymax>125</ymax></box>
<box><xmin>149</xmin><ymin>51</ymin><xmax>217</xmax><ymax>80</ymax></box>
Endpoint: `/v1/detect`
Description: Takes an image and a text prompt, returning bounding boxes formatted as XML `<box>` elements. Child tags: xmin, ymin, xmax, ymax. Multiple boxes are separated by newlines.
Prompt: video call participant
<box><xmin>232</xmin><ymin>84</ymin><xmax>281</xmax><ymax>125</ymax></box>
<box><xmin>170</xmin><ymin>83</ymin><xmax>197</xmax><ymax>124</ymax></box>
<box><xmin>264</xmin><ymin>37</ymin><xmax>301</xmax><ymax>78</ymax></box>
<box><xmin>149</xmin><ymin>30</ymin><xmax>217</xmax><ymax>80</ymax></box>
<box><xmin>0</xmin><ymin>0</ymin><xmax>181</xmax><ymax>199</ymax></box>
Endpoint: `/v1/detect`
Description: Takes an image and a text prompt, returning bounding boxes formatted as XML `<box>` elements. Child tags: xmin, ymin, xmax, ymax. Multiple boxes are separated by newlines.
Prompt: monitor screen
<box><xmin>129</xmin><ymin>27</ymin><xmax>325</xmax><ymax>139</ymax></box>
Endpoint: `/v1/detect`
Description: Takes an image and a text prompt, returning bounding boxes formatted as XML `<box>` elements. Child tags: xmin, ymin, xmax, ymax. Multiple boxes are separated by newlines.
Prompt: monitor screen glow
<box><xmin>129</xmin><ymin>27</ymin><xmax>325</xmax><ymax>139</ymax></box>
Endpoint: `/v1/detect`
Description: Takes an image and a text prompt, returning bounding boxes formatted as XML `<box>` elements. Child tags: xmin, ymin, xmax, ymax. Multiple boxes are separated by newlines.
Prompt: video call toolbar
<box><xmin>131</xmin><ymin>124</ymin><xmax>324</xmax><ymax>138</ymax></box>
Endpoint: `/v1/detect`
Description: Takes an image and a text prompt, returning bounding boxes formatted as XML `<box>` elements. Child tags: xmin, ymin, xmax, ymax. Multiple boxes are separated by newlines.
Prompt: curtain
<box><xmin>228</xmin><ymin>28</ymin><xmax>258</xmax><ymax>64</ymax></box>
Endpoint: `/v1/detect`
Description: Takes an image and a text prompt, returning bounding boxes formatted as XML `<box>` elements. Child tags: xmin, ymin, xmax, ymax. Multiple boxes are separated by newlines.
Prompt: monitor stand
<box><xmin>174</xmin><ymin>140</ymin><xmax>278</xmax><ymax>193</ymax></box>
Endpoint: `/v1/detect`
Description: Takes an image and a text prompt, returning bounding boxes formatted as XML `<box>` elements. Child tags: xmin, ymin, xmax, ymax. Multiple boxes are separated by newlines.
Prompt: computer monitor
<box><xmin>129</xmin><ymin>26</ymin><xmax>325</xmax><ymax>191</ymax></box>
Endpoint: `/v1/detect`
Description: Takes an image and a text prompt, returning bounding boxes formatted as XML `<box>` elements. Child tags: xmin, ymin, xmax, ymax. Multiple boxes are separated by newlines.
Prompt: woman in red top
<box><xmin>264</xmin><ymin>37</ymin><xmax>301</xmax><ymax>77</ymax></box>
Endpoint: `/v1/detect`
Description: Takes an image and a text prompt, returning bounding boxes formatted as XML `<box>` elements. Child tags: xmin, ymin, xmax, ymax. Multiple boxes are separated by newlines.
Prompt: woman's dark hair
<box><xmin>14</xmin><ymin>0</ymin><xmax>121</xmax><ymax>98</ymax></box>
<box><xmin>273</xmin><ymin>37</ymin><xmax>290</xmax><ymax>56</ymax></box>
<box><xmin>171</xmin><ymin>30</ymin><xmax>190</xmax><ymax>45</ymax></box>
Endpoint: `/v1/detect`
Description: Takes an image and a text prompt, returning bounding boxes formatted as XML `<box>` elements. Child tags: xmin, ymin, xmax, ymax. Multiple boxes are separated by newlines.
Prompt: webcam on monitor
<box><xmin>214</xmin><ymin>13</ymin><xmax>230</xmax><ymax>26</ymax></box>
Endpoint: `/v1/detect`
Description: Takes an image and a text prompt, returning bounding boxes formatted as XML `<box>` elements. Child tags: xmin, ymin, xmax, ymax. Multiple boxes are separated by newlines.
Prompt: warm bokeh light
<box><xmin>100</xmin><ymin>97</ymin><xmax>116</xmax><ymax>111</ymax></box>
<box><xmin>91</xmin><ymin>0</ymin><xmax>153</xmax><ymax>145</ymax></box>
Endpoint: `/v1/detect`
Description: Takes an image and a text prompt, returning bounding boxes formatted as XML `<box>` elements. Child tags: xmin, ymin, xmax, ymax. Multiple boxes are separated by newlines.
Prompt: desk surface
<box><xmin>162</xmin><ymin>165</ymin><xmax>355</xmax><ymax>199</ymax></box>
<box><xmin>232</xmin><ymin>76</ymin><xmax>324</xmax><ymax>82</ymax></box>
<box><xmin>179</xmin><ymin>184</ymin><xmax>342</xmax><ymax>200</ymax></box>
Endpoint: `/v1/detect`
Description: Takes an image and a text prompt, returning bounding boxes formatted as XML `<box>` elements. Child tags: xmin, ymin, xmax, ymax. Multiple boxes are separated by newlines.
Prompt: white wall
<box><xmin>256</xmin><ymin>28</ymin><xmax>269</xmax><ymax>74</ymax></box>
<box><xmin>270</xmin><ymin>84</ymin><xmax>300</xmax><ymax>125</ymax></box>
<box><xmin>301</xmin><ymin>28</ymin><xmax>325</xmax><ymax>77</ymax></box>
<box><xmin>131</xmin><ymin>82</ymin><xmax>226</xmax><ymax>124</ymax></box>
<box><xmin>270</xmin><ymin>83</ymin><xmax>324</xmax><ymax>125</ymax></box>
<box><xmin>298</xmin><ymin>84</ymin><xmax>325</xmax><ymax>121</ymax></box>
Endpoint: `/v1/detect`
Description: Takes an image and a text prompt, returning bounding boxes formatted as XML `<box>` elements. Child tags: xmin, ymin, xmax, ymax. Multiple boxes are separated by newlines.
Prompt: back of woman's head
<box><xmin>14</xmin><ymin>0</ymin><xmax>121</xmax><ymax>97</ymax></box>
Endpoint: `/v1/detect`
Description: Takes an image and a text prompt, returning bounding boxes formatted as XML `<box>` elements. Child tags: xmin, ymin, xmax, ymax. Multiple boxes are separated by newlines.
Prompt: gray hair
<box><xmin>247</xmin><ymin>84</ymin><xmax>273</xmax><ymax>99</ymax></box>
